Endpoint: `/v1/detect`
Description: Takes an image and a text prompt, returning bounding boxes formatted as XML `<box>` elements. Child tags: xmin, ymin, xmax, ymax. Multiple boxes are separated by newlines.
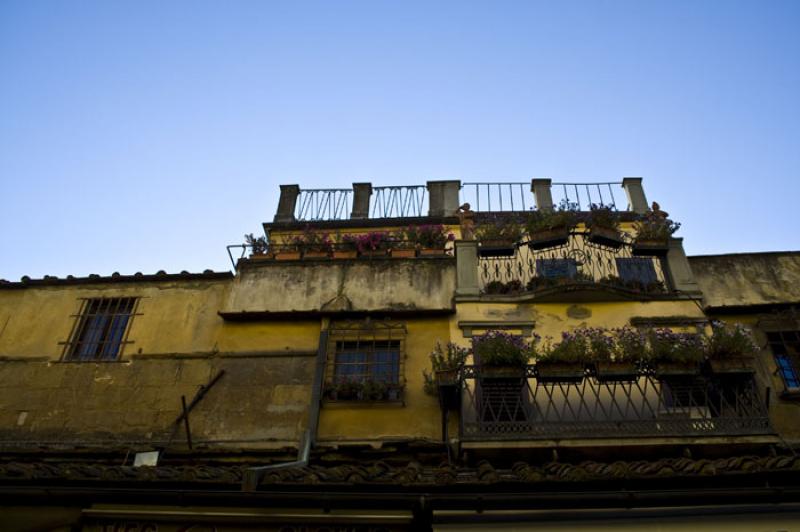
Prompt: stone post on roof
<box><xmin>351</xmin><ymin>183</ymin><xmax>373</xmax><ymax>220</ymax></box>
<box><xmin>531</xmin><ymin>178</ymin><xmax>554</xmax><ymax>211</ymax></box>
<box><xmin>455</xmin><ymin>240</ymin><xmax>480</xmax><ymax>297</ymax></box>
<box><xmin>274</xmin><ymin>184</ymin><xmax>300</xmax><ymax>223</ymax></box>
<box><xmin>622</xmin><ymin>177</ymin><xmax>648</xmax><ymax>214</ymax></box>
<box><xmin>665</xmin><ymin>237</ymin><xmax>701</xmax><ymax>294</ymax></box>
<box><xmin>427</xmin><ymin>180</ymin><xmax>461</xmax><ymax>217</ymax></box>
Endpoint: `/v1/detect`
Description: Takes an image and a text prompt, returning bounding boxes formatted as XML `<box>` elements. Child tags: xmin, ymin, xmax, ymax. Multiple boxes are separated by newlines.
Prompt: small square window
<box><xmin>65</xmin><ymin>298</ymin><xmax>137</xmax><ymax>361</ymax></box>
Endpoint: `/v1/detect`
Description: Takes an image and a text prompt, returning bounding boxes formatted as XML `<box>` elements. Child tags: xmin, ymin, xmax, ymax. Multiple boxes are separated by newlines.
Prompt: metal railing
<box><xmin>460</xmin><ymin>365</ymin><xmax>772</xmax><ymax>441</ymax></box>
<box><xmin>370</xmin><ymin>186</ymin><xmax>428</xmax><ymax>218</ymax></box>
<box><xmin>461</xmin><ymin>182</ymin><xmax>532</xmax><ymax>212</ymax></box>
<box><xmin>479</xmin><ymin>230</ymin><xmax>668</xmax><ymax>295</ymax></box>
<box><xmin>295</xmin><ymin>189</ymin><xmax>353</xmax><ymax>221</ymax></box>
<box><xmin>552</xmin><ymin>182</ymin><xmax>623</xmax><ymax>210</ymax></box>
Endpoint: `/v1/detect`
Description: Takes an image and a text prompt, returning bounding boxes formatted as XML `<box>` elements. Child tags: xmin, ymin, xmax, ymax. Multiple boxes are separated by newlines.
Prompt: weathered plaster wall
<box><xmin>690</xmin><ymin>252</ymin><xmax>800</xmax><ymax>308</ymax></box>
<box><xmin>225</xmin><ymin>259</ymin><xmax>456</xmax><ymax>314</ymax></box>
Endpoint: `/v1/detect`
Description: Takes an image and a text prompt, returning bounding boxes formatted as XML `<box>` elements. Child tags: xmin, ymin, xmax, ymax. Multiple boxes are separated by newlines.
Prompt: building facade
<box><xmin>1</xmin><ymin>178</ymin><xmax>799</xmax><ymax>531</ymax></box>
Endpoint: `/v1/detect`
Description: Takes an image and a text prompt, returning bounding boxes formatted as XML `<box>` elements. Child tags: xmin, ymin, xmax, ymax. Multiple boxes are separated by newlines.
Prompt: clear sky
<box><xmin>1</xmin><ymin>1</ymin><xmax>798</xmax><ymax>280</ymax></box>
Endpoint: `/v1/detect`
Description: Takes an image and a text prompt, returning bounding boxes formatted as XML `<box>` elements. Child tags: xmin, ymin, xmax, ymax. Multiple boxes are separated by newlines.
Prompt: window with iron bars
<box><xmin>766</xmin><ymin>331</ymin><xmax>800</xmax><ymax>391</ymax></box>
<box><xmin>325</xmin><ymin>320</ymin><xmax>406</xmax><ymax>401</ymax></box>
<box><xmin>63</xmin><ymin>298</ymin><xmax>139</xmax><ymax>361</ymax></box>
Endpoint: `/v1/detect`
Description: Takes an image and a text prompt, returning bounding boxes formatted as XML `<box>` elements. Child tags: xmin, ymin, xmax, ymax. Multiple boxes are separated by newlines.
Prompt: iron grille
<box><xmin>63</xmin><ymin>297</ymin><xmax>139</xmax><ymax>361</ymax></box>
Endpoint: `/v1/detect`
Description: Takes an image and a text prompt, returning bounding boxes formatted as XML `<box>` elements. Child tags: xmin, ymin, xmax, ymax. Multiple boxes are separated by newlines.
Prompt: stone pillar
<box><xmin>427</xmin><ymin>180</ymin><xmax>461</xmax><ymax>217</ymax></box>
<box><xmin>665</xmin><ymin>237</ymin><xmax>701</xmax><ymax>294</ymax></box>
<box><xmin>455</xmin><ymin>240</ymin><xmax>480</xmax><ymax>297</ymax></box>
<box><xmin>274</xmin><ymin>184</ymin><xmax>300</xmax><ymax>223</ymax></box>
<box><xmin>351</xmin><ymin>183</ymin><xmax>372</xmax><ymax>219</ymax></box>
<box><xmin>531</xmin><ymin>178</ymin><xmax>554</xmax><ymax>211</ymax></box>
<box><xmin>622</xmin><ymin>177</ymin><xmax>648</xmax><ymax>214</ymax></box>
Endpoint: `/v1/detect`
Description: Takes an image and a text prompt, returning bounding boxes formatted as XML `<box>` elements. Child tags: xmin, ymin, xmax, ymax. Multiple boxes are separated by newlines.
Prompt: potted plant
<box><xmin>536</xmin><ymin>331</ymin><xmax>587</xmax><ymax>383</ymax></box>
<box><xmin>632</xmin><ymin>204</ymin><xmax>681</xmax><ymax>256</ymax></box>
<box><xmin>525</xmin><ymin>199</ymin><xmax>579</xmax><ymax>250</ymax></box>
<box><xmin>389</xmin><ymin>230</ymin><xmax>417</xmax><ymax>258</ymax></box>
<box><xmin>274</xmin><ymin>235</ymin><xmax>303</xmax><ymax>260</ymax></box>
<box><xmin>646</xmin><ymin>328</ymin><xmax>704</xmax><ymax>377</ymax></box>
<box><xmin>362</xmin><ymin>380</ymin><xmax>389</xmax><ymax>401</ymax></box>
<box><xmin>705</xmin><ymin>321</ymin><xmax>757</xmax><ymax>375</ymax></box>
<box><xmin>586</xmin><ymin>204</ymin><xmax>623</xmax><ymax>249</ymax></box>
<box><xmin>294</xmin><ymin>226</ymin><xmax>333</xmax><ymax>259</ymax></box>
<box><xmin>474</xmin><ymin>330</ymin><xmax>533</xmax><ymax>377</ymax></box>
<box><xmin>423</xmin><ymin>342</ymin><xmax>469</xmax><ymax>408</ymax></box>
<box><xmin>355</xmin><ymin>231</ymin><xmax>392</xmax><ymax>258</ymax></box>
<box><xmin>327</xmin><ymin>379</ymin><xmax>363</xmax><ymax>401</ymax></box>
<box><xmin>593</xmin><ymin>327</ymin><xmax>643</xmax><ymax>382</ymax></box>
<box><xmin>244</xmin><ymin>233</ymin><xmax>270</xmax><ymax>259</ymax></box>
<box><xmin>484</xmin><ymin>280</ymin><xmax>524</xmax><ymax>295</ymax></box>
<box><xmin>403</xmin><ymin>224</ymin><xmax>455</xmax><ymax>257</ymax></box>
<box><xmin>332</xmin><ymin>232</ymin><xmax>358</xmax><ymax>259</ymax></box>
<box><xmin>474</xmin><ymin>215</ymin><xmax>524</xmax><ymax>257</ymax></box>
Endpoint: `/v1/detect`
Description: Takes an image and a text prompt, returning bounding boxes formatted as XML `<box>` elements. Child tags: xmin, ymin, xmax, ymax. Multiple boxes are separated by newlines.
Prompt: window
<box><xmin>536</xmin><ymin>258</ymin><xmax>578</xmax><ymax>279</ymax></box>
<box><xmin>326</xmin><ymin>320</ymin><xmax>405</xmax><ymax>401</ymax></box>
<box><xmin>64</xmin><ymin>298</ymin><xmax>137</xmax><ymax>361</ymax></box>
<box><xmin>616</xmin><ymin>258</ymin><xmax>658</xmax><ymax>285</ymax></box>
<box><xmin>766</xmin><ymin>331</ymin><xmax>800</xmax><ymax>390</ymax></box>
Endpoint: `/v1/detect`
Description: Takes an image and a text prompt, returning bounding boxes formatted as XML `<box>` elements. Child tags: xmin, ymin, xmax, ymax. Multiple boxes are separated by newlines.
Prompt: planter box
<box><xmin>390</xmin><ymin>248</ymin><xmax>417</xmax><ymax>259</ymax></box>
<box><xmin>436</xmin><ymin>369</ymin><xmax>461</xmax><ymax>409</ymax></box>
<box><xmin>419</xmin><ymin>248</ymin><xmax>448</xmax><ymax>257</ymax></box>
<box><xmin>302</xmin><ymin>250</ymin><xmax>330</xmax><ymax>260</ymax></box>
<box><xmin>479</xmin><ymin>366</ymin><xmax>526</xmax><ymax>380</ymax></box>
<box><xmin>595</xmin><ymin>361</ymin><xmax>639</xmax><ymax>382</ymax></box>
<box><xmin>249</xmin><ymin>253</ymin><xmax>274</xmax><ymax>261</ymax></box>
<box><xmin>588</xmin><ymin>227</ymin><xmax>624</xmax><ymax>249</ymax></box>
<box><xmin>275</xmin><ymin>251</ymin><xmax>301</xmax><ymax>261</ymax></box>
<box><xmin>536</xmin><ymin>362</ymin><xmax>585</xmax><ymax>383</ymax></box>
<box><xmin>632</xmin><ymin>239</ymin><xmax>669</xmax><ymax>257</ymax></box>
<box><xmin>528</xmin><ymin>228</ymin><xmax>570</xmax><ymax>250</ymax></box>
<box><xmin>332</xmin><ymin>249</ymin><xmax>358</xmax><ymax>259</ymax></box>
<box><xmin>655</xmin><ymin>362</ymin><xmax>700</xmax><ymax>378</ymax></box>
<box><xmin>709</xmin><ymin>357</ymin><xmax>755</xmax><ymax>375</ymax></box>
<box><xmin>478</xmin><ymin>240</ymin><xmax>516</xmax><ymax>258</ymax></box>
<box><xmin>360</xmin><ymin>249</ymin><xmax>389</xmax><ymax>258</ymax></box>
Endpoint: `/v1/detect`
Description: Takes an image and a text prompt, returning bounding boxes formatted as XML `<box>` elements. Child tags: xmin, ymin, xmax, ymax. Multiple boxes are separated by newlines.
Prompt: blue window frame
<box><xmin>616</xmin><ymin>258</ymin><xmax>658</xmax><ymax>285</ymax></box>
<box><xmin>767</xmin><ymin>331</ymin><xmax>800</xmax><ymax>390</ymax></box>
<box><xmin>536</xmin><ymin>258</ymin><xmax>578</xmax><ymax>279</ymax></box>
<box><xmin>333</xmin><ymin>340</ymin><xmax>401</xmax><ymax>384</ymax></box>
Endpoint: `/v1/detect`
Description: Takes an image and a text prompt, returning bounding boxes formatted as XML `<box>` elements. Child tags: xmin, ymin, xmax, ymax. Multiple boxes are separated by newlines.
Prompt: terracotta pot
<box><xmin>332</xmin><ymin>250</ymin><xmax>358</xmax><ymax>259</ymax></box>
<box><xmin>528</xmin><ymin>227</ymin><xmax>570</xmax><ymax>250</ymax></box>
<box><xmin>588</xmin><ymin>226</ymin><xmax>624</xmax><ymax>249</ymax></box>
<box><xmin>303</xmin><ymin>250</ymin><xmax>330</xmax><ymax>260</ymax></box>
<box><xmin>249</xmin><ymin>253</ymin><xmax>274</xmax><ymax>260</ymax></box>
<box><xmin>359</xmin><ymin>249</ymin><xmax>389</xmax><ymax>258</ymax></box>
<box><xmin>419</xmin><ymin>248</ymin><xmax>448</xmax><ymax>257</ymax></box>
<box><xmin>390</xmin><ymin>248</ymin><xmax>417</xmax><ymax>258</ymax></box>
<box><xmin>275</xmin><ymin>251</ymin><xmax>301</xmax><ymax>261</ymax></box>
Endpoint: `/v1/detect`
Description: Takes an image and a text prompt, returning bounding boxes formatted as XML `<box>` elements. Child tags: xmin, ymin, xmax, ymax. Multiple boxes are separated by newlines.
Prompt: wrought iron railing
<box><xmin>479</xmin><ymin>230</ymin><xmax>669</xmax><ymax>295</ymax></box>
<box><xmin>551</xmin><ymin>182</ymin><xmax>623</xmax><ymax>210</ymax></box>
<box><xmin>461</xmin><ymin>182</ymin><xmax>532</xmax><ymax>212</ymax></box>
<box><xmin>370</xmin><ymin>185</ymin><xmax>428</xmax><ymax>218</ymax></box>
<box><xmin>295</xmin><ymin>188</ymin><xmax>353</xmax><ymax>221</ymax></box>
<box><xmin>459</xmin><ymin>365</ymin><xmax>772</xmax><ymax>441</ymax></box>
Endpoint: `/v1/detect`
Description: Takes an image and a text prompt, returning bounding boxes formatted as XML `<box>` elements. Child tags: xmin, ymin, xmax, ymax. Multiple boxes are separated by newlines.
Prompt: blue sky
<box><xmin>1</xmin><ymin>1</ymin><xmax>798</xmax><ymax>279</ymax></box>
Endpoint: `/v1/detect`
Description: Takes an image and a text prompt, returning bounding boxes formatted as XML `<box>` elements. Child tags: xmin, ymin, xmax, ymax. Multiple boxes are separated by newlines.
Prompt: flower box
<box><xmin>479</xmin><ymin>366</ymin><xmax>526</xmax><ymax>380</ymax></box>
<box><xmin>535</xmin><ymin>362</ymin><xmax>585</xmax><ymax>383</ymax></box>
<box><xmin>249</xmin><ymin>252</ymin><xmax>274</xmax><ymax>261</ymax></box>
<box><xmin>303</xmin><ymin>250</ymin><xmax>330</xmax><ymax>260</ymax></box>
<box><xmin>390</xmin><ymin>248</ymin><xmax>417</xmax><ymax>259</ymax></box>
<box><xmin>436</xmin><ymin>368</ymin><xmax>461</xmax><ymax>408</ymax></box>
<box><xmin>588</xmin><ymin>226</ymin><xmax>624</xmax><ymax>249</ymax></box>
<box><xmin>478</xmin><ymin>240</ymin><xmax>516</xmax><ymax>257</ymax></box>
<box><xmin>594</xmin><ymin>361</ymin><xmax>639</xmax><ymax>382</ymax></box>
<box><xmin>708</xmin><ymin>356</ymin><xmax>755</xmax><ymax>375</ymax></box>
<box><xmin>360</xmin><ymin>249</ymin><xmax>389</xmax><ymax>258</ymax></box>
<box><xmin>419</xmin><ymin>248</ymin><xmax>448</xmax><ymax>257</ymax></box>
<box><xmin>528</xmin><ymin>227</ymin><xmax>570</xmax><ymax>250</ymax></box>
<box><xmin>332</xmin><ymin>249</ymin><xmax>358</xmax><ymax>259</ymax></box>
<box><xmin>275</xmin><ymin>250</ymin><xmax>301</xmax><ymax>261</ymax></box>
<box><xmin>632</xmin><ymin>239</ymin><xmax>669</xmax><ymax>257</ymax></box>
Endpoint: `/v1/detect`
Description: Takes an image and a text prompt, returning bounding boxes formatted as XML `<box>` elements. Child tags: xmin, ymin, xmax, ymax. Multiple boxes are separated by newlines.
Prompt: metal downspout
<box><xmin>242</xmin><ymin>328</ymin><xmax>329</xmax><ymax>491</ymax></box>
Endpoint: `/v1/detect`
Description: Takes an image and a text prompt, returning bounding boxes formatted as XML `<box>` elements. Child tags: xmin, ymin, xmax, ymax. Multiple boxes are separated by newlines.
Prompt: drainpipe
<box><xmin>242</xmin><ymin>328</ymin><xmax>329</xmax><ymax>491</ymax></box>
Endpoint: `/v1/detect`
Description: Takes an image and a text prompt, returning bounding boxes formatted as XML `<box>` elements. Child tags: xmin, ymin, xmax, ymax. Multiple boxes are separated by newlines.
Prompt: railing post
<box><xmin>531</xmin><ymin>179</ymin><xmax>553</xmax><ymax>211</ymax></box>
<box><xmin>455</xmin><ymin>240</ymin><xmax>480</xmax><ymax>297</ymax></box>
<box><xmin>274</xmin><ymin>184</ymin><xmax>300</xmax><ymax>223</ymax></box>
<box><xmin>427</xmin><ymin>180</ymin><xmax>461</xmax><ymax>217</ymax></box>
<box><xmin>622</xmin><ymin>177</ymin><xmax>648</xmax><ymax>214</ymax></box>
<box><xmin>665</xmin><ymin>237</ymin><xmax>701</xmax><ymax>294</ymax></box>
<box><xmin>351</xmin><ymin>183</ymin><xmax>372</xmax><ymax>220</ymax></box>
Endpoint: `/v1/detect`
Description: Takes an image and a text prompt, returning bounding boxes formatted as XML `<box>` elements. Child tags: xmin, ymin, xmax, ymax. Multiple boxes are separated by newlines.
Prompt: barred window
<box><xmin>325</xmin><ymin>320</ymin><xmax>405</xmax><ymax>401</ymax></box>
<box><xmin>64</xmin><ymin>298</ymin><xmax>138</xmax><ymax>361</ymax></box>
<box><xmin>766</xmin><ymin>331</ymin><xmax>800</xmax><ymax>390</ymax></box>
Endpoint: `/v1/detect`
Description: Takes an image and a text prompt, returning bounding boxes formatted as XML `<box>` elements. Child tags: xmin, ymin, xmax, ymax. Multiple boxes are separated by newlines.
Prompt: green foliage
<box><xmin>587</xmin><ymin>204</ymin><xmax>621</xmax><ymax>231</ymax></box>
<box><xmin>633</xmin><ymin>210</ymin><xmax>681</xmax><ymax>241</ymax></box>
<box><xmin>401</xmin><ymin>224</ymin><xmax>455</xmax><ymax>248</ymax></box>
<box><xmin>645</xmin><ymin>328</ymin><xmax>704</xmax><ymax>364</ymax></box>
<box><xmin>244</xmin><ymin>233</ymin><xmax>268</xmax><ymax>254</ymax></box>
<box><xmin>474</xmin><ymin>331</ymin><xmax>534</xmax><ymax>367</ymax></box>
<box><xmin>706</xmin><ymin>322</ymin><xmax>758</xmax><ymax>359</ymax></box>
<box><xmin>474</xmin><ymin>215</ymin><xmax>524</xmax><ymax>242</ymax></box>
<box><xmin>525</xmin><ymin>199</ymin><xmax>579</xmax><ymax>235</ymax></box>
<box><xmin>423</xmin><ymin>342</ymin><xmax>469</xmax><ymax>395</ymax></box>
